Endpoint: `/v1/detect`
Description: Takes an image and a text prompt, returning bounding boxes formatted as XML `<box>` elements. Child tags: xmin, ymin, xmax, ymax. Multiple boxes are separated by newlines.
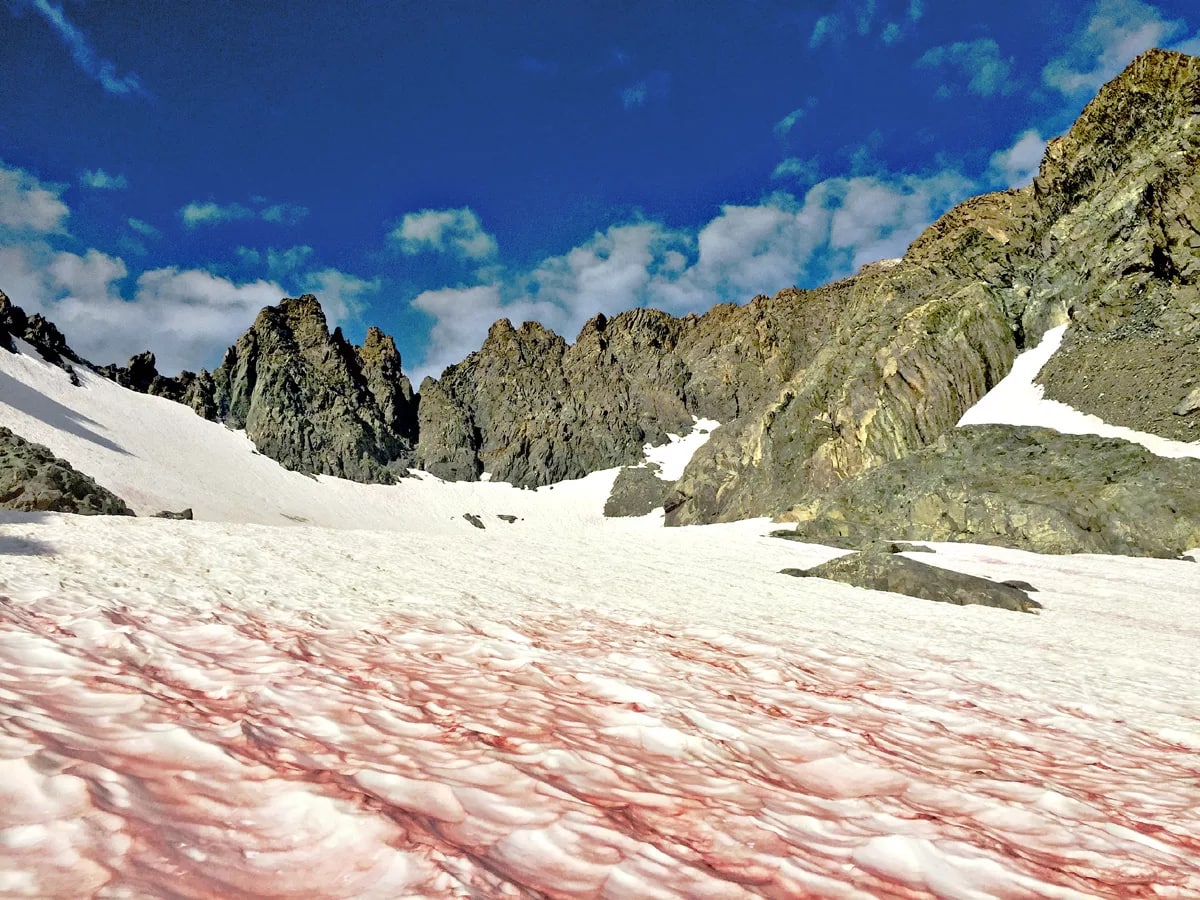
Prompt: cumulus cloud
<box><xmin>0</xmin><ymin>238</ymin><xmax>284</xmax><ymax>372</ymax></box>
<box><xmin>79</xmin><ymin>169</ymin><xmax>128</xmax><ymax>190</ymax></box>
<box><xmin>917</xmin><ymin>39</ymin><xmax>1015</xmax><ymax>97</ymax></box>
<box><xmin>407</xmin><ymin>169</ymin><xmax>975</xmax><ymax>381</ymax></box>
<box><xmin>24</xmin><ymin>0</ymin><xmax>147</xmax><ymax>97</ymax></box>
<box><xmin>988</xmin><ymin>130</ymin><xmax>1048</xmax><ymax>188</ymax></box>
<box><xmin>390</xmin><ymin>207</ymin><xmax>498</xmax><ymax>261</ymax></box>
<box><xmin>0</xmin><ymin>161</ymin><xmax>69</xmax><ymax>234</ymax></box>
<box><xmin>1043</xmin><ymin>0</ymin><xmax>1193</xmax><ymax>96</ymax></box>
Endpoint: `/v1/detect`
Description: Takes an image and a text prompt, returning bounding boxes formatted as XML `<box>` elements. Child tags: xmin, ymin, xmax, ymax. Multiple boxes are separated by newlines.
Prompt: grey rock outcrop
<box><xmin>187</xmin><ymin>296</ymin><xmax>419</xmax><ymax>483</ymax></box>
<box><xmin>781</xmin><ymin>550</ymin><xmax>1041</xmax><ymax>613</ymax></box>
<box><xmin>97</xmin><ymin>351</ymin><xmax>197</xmax><ymax>404</ymax></box>
<box><xmin>0</xmin><ymin>427</ymin><xmax>133</xmax><ymax>516</ymax></box>
<box><xmin>604</xmin><ymin>463</ymin><xmax>674</xmax><ymax>517</ymax></box>
<box><xmin>1</xmin><ymin>289</ymin><xmax>83</xmax><ymax>381</ymax></box>
<box><xmin>774</xmin><ymin>425</ymin><xmax>1200</xmax><ymax>558</ymax></box>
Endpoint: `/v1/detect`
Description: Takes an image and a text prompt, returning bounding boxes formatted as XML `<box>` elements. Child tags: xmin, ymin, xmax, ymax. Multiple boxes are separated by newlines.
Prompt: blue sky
<box><xmin>2</xmin><ymin>0</ymin><xmax>1198</xmax><ymax>380</ymax></box>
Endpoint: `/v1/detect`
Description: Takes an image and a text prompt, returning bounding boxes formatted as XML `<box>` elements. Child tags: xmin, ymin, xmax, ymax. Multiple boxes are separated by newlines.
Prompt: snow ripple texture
<box><xmin>1</xmin><ymin>516</ymin><xmax>1198</xmax><ymax>898</ymax></box>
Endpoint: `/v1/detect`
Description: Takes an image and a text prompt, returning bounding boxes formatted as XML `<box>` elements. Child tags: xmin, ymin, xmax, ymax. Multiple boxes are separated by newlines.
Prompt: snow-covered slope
<box><xmin>2</xmin><ymin>339</ymin><xmax>1200</xmax><ymax>896</ymax></box>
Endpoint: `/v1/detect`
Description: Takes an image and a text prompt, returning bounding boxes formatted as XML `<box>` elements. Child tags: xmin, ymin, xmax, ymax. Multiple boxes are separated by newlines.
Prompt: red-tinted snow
<box><xmin>1</xmin><ymin>515</ymin><xmax>1198</xmax><ymax>898</ymax></box>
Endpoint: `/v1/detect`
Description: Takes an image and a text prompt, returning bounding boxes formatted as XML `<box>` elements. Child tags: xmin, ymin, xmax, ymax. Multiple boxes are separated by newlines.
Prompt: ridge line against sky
<box><xmin>2</xmin><ymin>0</ymin><xmax>1199</xmax><ymax>381</ymax></box>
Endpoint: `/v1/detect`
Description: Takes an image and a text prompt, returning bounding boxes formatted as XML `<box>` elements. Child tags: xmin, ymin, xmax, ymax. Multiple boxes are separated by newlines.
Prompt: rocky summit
<box><xmin>184</xmin><ymin>296</ymin><xmax>420</xmax><ymax>483</ymax></box>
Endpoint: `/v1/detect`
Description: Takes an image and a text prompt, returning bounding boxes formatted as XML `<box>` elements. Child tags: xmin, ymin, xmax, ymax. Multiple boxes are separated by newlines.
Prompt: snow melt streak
<box><xmin>1</xmin><ymin>587</ymin><xmax>1198</xmax><ymax>898</ymax></box>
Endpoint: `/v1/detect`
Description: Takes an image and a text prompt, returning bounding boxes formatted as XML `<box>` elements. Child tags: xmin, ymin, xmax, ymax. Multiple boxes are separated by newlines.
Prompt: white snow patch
<box><xmin>959</xmin><ymin>325</ymin><xmax>1200</xmax><ymax>458</ymax></box>
<box><xmin>643</xmin><ymin>417</ymin><xmax>720</xmax><ymax>481</ymax></box>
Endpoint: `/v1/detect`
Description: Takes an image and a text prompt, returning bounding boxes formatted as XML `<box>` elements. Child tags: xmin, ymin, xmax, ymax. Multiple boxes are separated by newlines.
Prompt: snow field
<box><xmin>0</xmin><ymin>513</ymin><xmax>1198</xmax><ymax>896</ymax></box>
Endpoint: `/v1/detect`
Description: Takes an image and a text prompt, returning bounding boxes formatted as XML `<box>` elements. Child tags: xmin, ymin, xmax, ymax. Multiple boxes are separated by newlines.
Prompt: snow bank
<box><xmin>960</xmin><ymin>325</ymin><xmax>1200</xmax><ymax>458</ymax></box>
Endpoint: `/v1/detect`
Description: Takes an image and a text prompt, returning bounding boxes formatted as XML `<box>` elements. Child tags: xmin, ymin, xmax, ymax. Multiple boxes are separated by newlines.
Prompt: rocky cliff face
<box><xmin>188</xmin><ymin>296</ymin><xmax>419</xmax><ymax>483</ymax></box>
<box><xmin>416</xmin><ymin>54</ymin><xmax>1198</xmax><ymax>509</ymax></box>
<box><xmin>667</xmin><ymin>49</ymin><xmax>1200</xmax><ymax>524</ymax></box>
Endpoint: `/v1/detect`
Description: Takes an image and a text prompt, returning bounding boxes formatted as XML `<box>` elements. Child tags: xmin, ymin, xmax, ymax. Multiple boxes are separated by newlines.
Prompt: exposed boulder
<box><xmin>188</xmin><ymin>296</ymin><xmax>419</xmax><ymax>483</ymax></box>
<box><xmin>152</xmin><ymin>508</ymin><xmax>194</xmax><ymax>520</ymax></box>
<box><xmin>0</xmin><ymin>427</ymin><xmax>133</xmax><ymax>516</ymax></box>
<box><xmin>775</xmin><ymin>425</ymin><xmax>1200</xmax><ymax>558</ymax></box>
<box><xmin>604</xmin><ymin>463</ymin><xmax>673</xmax><ymax>518</ymax></box>
<box><xmin>781</xmin><ymin>549</ymin><xmax>1041</xmax><ymax>613</ymax></box>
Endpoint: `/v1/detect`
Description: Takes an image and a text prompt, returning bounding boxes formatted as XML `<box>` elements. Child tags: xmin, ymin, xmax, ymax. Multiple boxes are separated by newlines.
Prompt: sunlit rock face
<box><xmin>668</xmin><ymin>50</ymin><xmax>1200</xmax><ymax>524</ymax></box>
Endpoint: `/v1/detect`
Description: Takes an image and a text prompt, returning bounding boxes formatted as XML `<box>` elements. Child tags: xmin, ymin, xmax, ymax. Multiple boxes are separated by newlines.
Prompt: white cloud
<box><xmin>917</xmin><ymin>39</ymin><xmax>1015</xmax><ymax>97</ymax></box>
<box><xmin>810</xmin><ymin>14</ymin><xmax>842</xmax><ymax>47</ymax></box>
<box><xmin>1043</xmin><ymin>0</ymin><xmax>1192</xmax><ymax>96</ymax></box>
<box><xmin>0</xmin><ymin>236</ymin><xmax>284</xmax><ymax>373</ymax></box>
<box><xmin>27</xmin><ymin>0</ymin><xmax>146</xmax><ymax>97</ymax></box>
<box><xmin>408</xmin><ymin>168</ymin><xmax>975</xmax><ymax>381</ymax></box>
<box><xmin>79</xmin><ymin>169</ymin><xmax>128</xmax><ymax>190</ymax></box>
<box><xmin>810</xmin><ymin>1</ymin><xmax>918</xmax><ymax>47</ymax></box>
<box><xmin>260</xmin><ymin>203</ymin><xmax>309</xmax><ymax>225</ymax></box>
<box><xmin>180</xmin><ymin>201</ymin><xmax>255</xmax><ymax>228</ymax></box>
<box><xmin>622</xmin><ymin>82</ymin><xmax>648</xmax><ymax>109</ymax></box>
<box><xmin>774</xmin><ymin>99</ymin><xmax>817</xmax><ymax>137</ymax></box>
<box><xmin>0</xmin><ymin>161</ymin><xmax>69</xmax><ymax>234</ymax></box>
<box><xmin>127</xmin><ymin>218</ymin><xmax>160</xmax><ymax>239</ymax></box>
<box><xmin>988</xmin><ymin>130</ymin><xmax>1048</xmax><ymax>188</ymax></box>
<box><xmin>772</xmin><ymin>157</ymin><xmax>820</xmax><ymax>184</ymax></box>
<box><xmin>180</xmin><ymin>199</ymin><xmax>308</xmax><ymax>229</ymax></box>
<box><xmin>390</xmin><ymin>207</ymin><xmax>498</xmax><ymax>261</ymax></box>
<box><xmin>621</xmin><ymin>71</ymin><xmax>671</xmax><ymax>110</ymax></box>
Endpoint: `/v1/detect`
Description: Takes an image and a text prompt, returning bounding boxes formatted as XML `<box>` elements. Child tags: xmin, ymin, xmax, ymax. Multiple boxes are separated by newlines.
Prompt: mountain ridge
<box><xmin>2</xmin><ymin>49</ymin><xmax>1197</xmax><ymax>525</ymax></box>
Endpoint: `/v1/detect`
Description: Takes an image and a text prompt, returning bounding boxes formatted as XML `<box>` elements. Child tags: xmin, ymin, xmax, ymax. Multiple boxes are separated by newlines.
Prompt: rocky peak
<box><xmin>188</xmin><ymin>295</ymin><xmax>419</xmax><ymax>483</ymax></box>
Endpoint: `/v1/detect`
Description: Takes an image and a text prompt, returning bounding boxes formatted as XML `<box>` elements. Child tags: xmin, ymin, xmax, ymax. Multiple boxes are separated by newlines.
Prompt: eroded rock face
<box><xmin>775</xmin><ymin>425</ymin><xmax>1200</xmax><ymax>558</ymax></box>
<box><xmin>667</xmin><ymin>49</ymin><xmax>1200</xmax><ymax>524</ymax></box>
<box><xmin>1030</xmin><ymin>50</ymin><xmax>1200</xmax><ymax>442</ymax></box>
<box><xmin>781</xmin><ymin>550</ymin><xmax>1041</xmax><ymax>613</ymax></box>
<box><xmin>189</xmin><ymin>296</ymin><xmax>419</xmax><ymax>483</ymax></box>
<box><xmin>0</xmin><ymin>427</ymin><xmax>133</xmax><ymax>516</ymax></box>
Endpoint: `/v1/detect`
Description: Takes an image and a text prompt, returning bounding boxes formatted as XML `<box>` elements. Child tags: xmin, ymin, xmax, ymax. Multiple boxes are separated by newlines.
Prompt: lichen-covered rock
<box><xmin>0</xmin><ymin>427</ymin><xmax>133</xmax><ymax>516</ymax></box>
<box><xmin>97</xmin><ymin>351</ymin><xmax>197</xmax><ymax>404</ymax></box>
<box><xmin>782</xmin><ymin>550</ymin><xmax>1041</xmax><ymax>613</ymax></box>
<box><xmin>189</xmin><ymin>296</ymin><xmax>419</xmax><ymax>483</ymax></box>
<box><xmin>775</xmin><ymin>425</ymin><xmax>1200</xmax><ymax>558</ymax></box>
<box><xmin>669</xmin><ymin>49</ymin><xmax>1200</xmax><ymax>524</ymax></box>
<box><xmin>604</xmin><ymin>464</ymin><xmax>673</xmax><ymax>518</ymax></box>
